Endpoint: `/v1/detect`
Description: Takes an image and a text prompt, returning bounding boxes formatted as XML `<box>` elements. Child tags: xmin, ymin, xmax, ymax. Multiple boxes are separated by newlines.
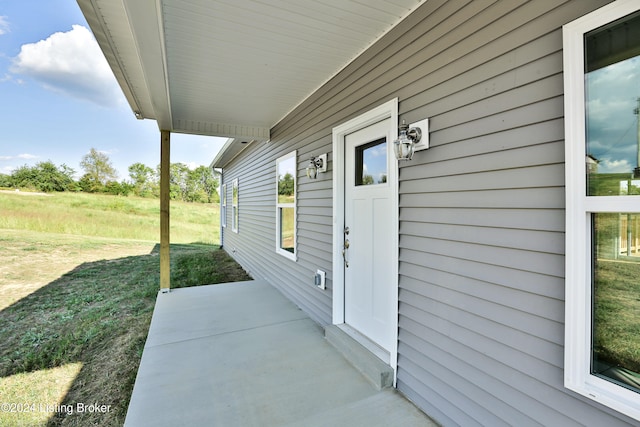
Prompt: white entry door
<box><xmin>343</xmin><ymin>118</ymin><xmax>396</xmax><ymax>353</ymax></box>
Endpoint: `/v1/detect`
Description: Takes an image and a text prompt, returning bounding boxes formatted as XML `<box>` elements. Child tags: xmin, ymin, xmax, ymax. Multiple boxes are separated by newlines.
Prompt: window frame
<box><xmin>221</xmin><ymin>183</ymin><xmax>227</xmax><ymax>228</ymax></box>
<box><xmin>275</xmin><ymin>151</ymin><xmax>297</xmax><ymax>261</ymax></box>
<box><xmin>563</xmin><ymin>0</ymin><xmax>640</xmax><ymax>420</ymax></box>
<box><xmin>232</xmin><ymin>178</ymin><xmax>239</xmax><ymax>233</ymax></box>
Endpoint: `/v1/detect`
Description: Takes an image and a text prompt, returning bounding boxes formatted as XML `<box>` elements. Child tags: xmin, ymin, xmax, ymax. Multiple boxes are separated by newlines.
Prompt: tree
<box><xmin>188</xmin><ymin>166</ymin><xmax>218</xmax><ymax>203</ymax></box>
<box><xmin>168</xmin><ymin>162</ymin><xmax>190</xmax><ymax>201</ymax></box>
<box><xmin>278</xmin><ymin>172</ymin><xmax>294</xmax><ymax>196</ymax></box>
<box><xmin>154</xmin><ymin>163</ymin><xmax>219</xmax><ymax>203</ymax></box>
<box><xmin>104</xmin><ymin>180</ymin><xmax>133</xmax><ymax>196</ymax></box>
<box><xmin>128</xmin><ymin>162</ymin><xmax>158</xmax><ymax>197</ymax></box>
<box><xmin>361</xmin><ymin>174</ymin><xmax>374</xmax><ymax>186</ymax></box>
<box><xmin>10</xmin><ymin>161</ymin><xmax>77</xmax><ymax>192</ymax></box>
<box><xmin>80</xmin><ymin>148</ymin><xmax>118</xmax><ymax>189</ymax></box>
<box><xmin>0</xmin><ymin>173</ymin><xmax>11</xmax><ymax>188</ymax></box>
<box><xmin>78</xmin><ymin>173</ymin><xmax>102</xmax><ymax>193</ymax></box>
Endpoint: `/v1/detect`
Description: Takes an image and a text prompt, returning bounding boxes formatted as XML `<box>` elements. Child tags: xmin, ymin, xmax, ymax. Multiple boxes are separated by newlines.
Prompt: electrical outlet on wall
<box><xmin>315</xmin><ymin>270</ymin><xmax>326</xmax><ymax>289</ymax></box>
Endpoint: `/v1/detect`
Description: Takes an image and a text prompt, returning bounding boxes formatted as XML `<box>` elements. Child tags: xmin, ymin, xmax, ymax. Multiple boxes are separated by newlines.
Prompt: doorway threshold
<box><xmin>325</xmin><ymin>324</ymin><xmax>393</xmax><ymax>390</ymax></box>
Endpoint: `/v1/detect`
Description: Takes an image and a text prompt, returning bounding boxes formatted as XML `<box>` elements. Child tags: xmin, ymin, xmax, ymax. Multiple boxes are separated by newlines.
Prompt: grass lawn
<box><xmin>594</xmin><ymin>258</ymin><xmax>640</xmax><ymax>373</ymax></box>
<box><xmin>0</xmin><ymin>192</ymin><xmax>251</xmax><ymax>426</ymax></box>
<box><xmin>0</xmin><ymin>191</ymin><xmax>219</xmax><ymax>243</ymax></box>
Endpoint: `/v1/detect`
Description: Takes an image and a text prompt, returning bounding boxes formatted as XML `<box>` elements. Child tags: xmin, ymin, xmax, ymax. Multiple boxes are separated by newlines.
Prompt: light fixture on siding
<box><xmin>306</xmin><ymin>153</ymin><xmax>327</xmax><ymax>179</ymax></box>
<box><xmin>393</xmin><ymin>120</ymin><xmax>422</xmax><ymax>160</ymax></box>
<box><xmin>393</xmin><ymin>119</ymin><xmax>429</xmax><ymax>160</ymax></box>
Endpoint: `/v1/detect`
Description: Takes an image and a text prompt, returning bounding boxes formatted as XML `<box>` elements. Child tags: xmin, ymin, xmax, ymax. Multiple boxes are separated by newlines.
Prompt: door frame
<box><xmin>331</xmin><ymin>98</ymin><xmax>399</xmax><ymax>379</ymax></box>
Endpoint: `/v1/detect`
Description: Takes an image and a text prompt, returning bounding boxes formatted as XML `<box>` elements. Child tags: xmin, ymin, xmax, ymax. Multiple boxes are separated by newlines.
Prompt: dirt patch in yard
<box><xmin>0</xmin><ymin>230</ymin><xmax>155</xmax><ymax>311</ymax></box>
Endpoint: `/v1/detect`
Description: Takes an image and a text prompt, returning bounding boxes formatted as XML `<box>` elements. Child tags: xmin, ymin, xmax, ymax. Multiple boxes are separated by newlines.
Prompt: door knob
<box><xmin>343</xmin><ymin>226</ymin><xmax>350</xmax><ymax>267</ymax></box>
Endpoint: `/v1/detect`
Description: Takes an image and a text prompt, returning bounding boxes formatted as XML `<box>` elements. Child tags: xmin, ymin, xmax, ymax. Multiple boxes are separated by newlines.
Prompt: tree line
<box><xmin>0</xmin><ymin>148</ymin><xmax>219</xmax><ymax>203</ymax></box>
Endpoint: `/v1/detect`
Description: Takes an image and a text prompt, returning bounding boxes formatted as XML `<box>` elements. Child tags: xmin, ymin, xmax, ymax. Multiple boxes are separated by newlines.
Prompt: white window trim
<box><xmin>564</xmin><ymin>0</ymin><xmax>640</xmax><ymax>420</ymax></box>
<box><xmin>232</xmin><ymin>178</ymin><xmax>239</xmax><ymax>233</ymax></box>
<box><xmin>221</xmin><ymin>183</ymin><xmax>227</xmax><ymax>228</ymax></box>
<box><xmin>275</xmin><ymin>151</ymin><xmax>297</xmax><ymax>261</ymax></box>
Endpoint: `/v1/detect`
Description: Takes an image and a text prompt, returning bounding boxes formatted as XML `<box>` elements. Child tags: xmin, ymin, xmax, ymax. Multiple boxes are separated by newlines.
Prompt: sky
<box><xmin>586</xmin><ymin>55</ymin><xmax>640</xmax><ymax>175</ymax></box>
<box><xmin>361</xmin><ymin>141</ymin><xmax>387</xmax><ymax>184</ymax></box>
<box><xmin>0</xmin><ymin>0</ymin><xmax>227</xmax><ymax>180</ymax></box>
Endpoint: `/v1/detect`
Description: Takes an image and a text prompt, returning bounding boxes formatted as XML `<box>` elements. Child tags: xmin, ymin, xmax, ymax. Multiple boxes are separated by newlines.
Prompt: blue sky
<box><xmin>0</xmin><ymin>0</ymin><xmax>227</xmax><ymax>180</ymax></box>
<box><xmin>586</xmin><ymin>55</ymin><xmax>640</xmax><ymax>174</ymax></box>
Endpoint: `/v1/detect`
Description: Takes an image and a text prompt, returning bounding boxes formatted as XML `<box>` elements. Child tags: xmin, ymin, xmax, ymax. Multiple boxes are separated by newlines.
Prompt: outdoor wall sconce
<box><xmin>306</xmin><ymin>153</ymin><xmax>327</xmax><ymax>179</ymax></box>
<box><xmin>393</xmin><ymin>119</ymin><xmax>429</xmax><ymax>160</ymax></box>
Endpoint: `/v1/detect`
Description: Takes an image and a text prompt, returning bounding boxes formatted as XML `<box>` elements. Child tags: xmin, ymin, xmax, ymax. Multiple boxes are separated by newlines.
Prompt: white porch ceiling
<box><xmin>77</xmin><ymin>0</ymin><xmax>424</xmax><ymax>141</ymax></box>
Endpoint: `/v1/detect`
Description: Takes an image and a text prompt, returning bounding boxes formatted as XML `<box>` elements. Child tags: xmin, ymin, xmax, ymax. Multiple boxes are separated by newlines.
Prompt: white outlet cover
<box><xmin>316</xmin><ymin>270</ymin><xmax>326</xmax><ymax>289</ymax></box>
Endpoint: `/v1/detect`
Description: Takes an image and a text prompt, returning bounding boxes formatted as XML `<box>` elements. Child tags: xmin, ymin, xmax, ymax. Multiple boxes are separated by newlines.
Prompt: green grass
<box><xmin>592</xmin><ymin>213</ymin><xmax>640</xmax><ymax>377</ymax></box>
<box><xmin>0</xmin><ymin>191</ymin><xmax>219</xmax><ymax>244</ymax></box>
<box><xmin>0</xmin><ymin>193</ymin><xmax>251</xmax><ymax>426</ymax></box>
<box><xmin>594</xmin><ymin>258</ymin><xmax>640</xmax><ymax>373</ymax></box>
<box><xmin>594</xmin><ymin>260</ymin><xmax>640</xmax><ymax>373</ymax></box>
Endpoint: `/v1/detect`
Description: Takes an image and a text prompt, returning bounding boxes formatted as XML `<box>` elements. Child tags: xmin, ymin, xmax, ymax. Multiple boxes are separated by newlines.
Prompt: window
<box><xmin>564</xmin><ymin>0</ymin><xmax>640</xmax><ymax>420</ymax></box>
<box><xmin>232</xmin><ymin>179</ymin><xmax>238</xmax><ymax>233</ymax></box>
<box><xmin>276</xmin><ymin>151</ymin><xmax>296</xmax><ymax>260</ymax></box>
<box><xmin>221</xmin><ymin>183</ymin><xmax>227</xmax><ymax>228</ymax></box>
<box><xmin>355</xmin><ymin>138</ymin><xmax>388</xmax><ymax>186</ymax></box>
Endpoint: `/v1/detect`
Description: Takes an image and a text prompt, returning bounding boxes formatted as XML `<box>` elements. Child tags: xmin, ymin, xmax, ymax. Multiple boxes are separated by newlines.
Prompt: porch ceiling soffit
<box><xmin>78</xmin><ymin>0</ymin><xmax>425</xmax><ymax>144</ymax></box>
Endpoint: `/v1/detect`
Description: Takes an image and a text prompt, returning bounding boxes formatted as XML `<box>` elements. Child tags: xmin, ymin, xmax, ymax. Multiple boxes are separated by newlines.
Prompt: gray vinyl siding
<box><xmin>221</xmin><ymin>0</ymin><xmax>640</xmax><ymax>425</ymax></box>
<box><xmin>220</xmin><ymin>136</ymin><xmax>334</xmax><ymax>326</ymax></box>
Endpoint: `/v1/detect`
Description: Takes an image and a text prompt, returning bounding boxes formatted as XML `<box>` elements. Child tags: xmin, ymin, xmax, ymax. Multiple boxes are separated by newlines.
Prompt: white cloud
<box><xmin>10</xmin><ymin>25</ymin><xmax>122</xmax><ymax>107</ymax></box>
<box><xmin>0</xmin><ymin>153</ymin><xmax>38</xmax><ymax>161</ymax></box>
<box><xmin>587</xmin><ymin>57</ymin><xmax>640</xmax><ymax>130</ymax></box>
<box><xmin>598</xmin><ymin>158</ymin><xmax>633</xmax><ymax>174</ymax></box>
<box><xmin>0</xmin><ymin>16</ymin><xmax>9</xmax><ymax>35</ymax></box>
<box><xmin>369</xmin><ymin>144</ymin><xmax>386</xmax><ymax>157</ymax></box>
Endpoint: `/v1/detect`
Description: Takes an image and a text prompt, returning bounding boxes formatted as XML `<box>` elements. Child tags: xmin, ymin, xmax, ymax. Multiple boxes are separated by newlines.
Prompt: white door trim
<box><xmin>331</xmin><ymin>98</ymin><xmax>399</xmax><ymax>381</ymax></box>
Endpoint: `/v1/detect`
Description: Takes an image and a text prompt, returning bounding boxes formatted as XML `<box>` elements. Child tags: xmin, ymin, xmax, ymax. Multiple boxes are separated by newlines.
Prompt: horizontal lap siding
<box><xmin>222</xmin><ymin>136</ymin><xmax>333</xmax><ymax>325</ymax></box>
<box><xmin>222</xmin><ymin>0</ymin><xmax>638</xmax><ymax>425</ymax></box>
<box><xmin>393</xmin><ymin>0</ymin><xmax>635</xmax><ymax>426</ymax></box>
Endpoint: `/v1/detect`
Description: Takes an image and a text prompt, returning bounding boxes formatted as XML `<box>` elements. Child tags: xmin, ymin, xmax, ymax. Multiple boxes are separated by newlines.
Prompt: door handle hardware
<box><xmin>342</xmin><ymin>249</ymin><xmax>349</xmax><ymax>268</ymax></box>
<box><xmin>343</xmin><ymin>225</ymin><xmax>350</xmax><ymax>268</ymax></box>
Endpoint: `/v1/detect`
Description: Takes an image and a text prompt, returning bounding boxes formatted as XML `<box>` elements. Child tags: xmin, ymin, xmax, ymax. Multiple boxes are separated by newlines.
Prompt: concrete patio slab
<box><xmin>124</xmin><ymin>280</ymin><xmax>438</xmax><ymax>427</ymax></box>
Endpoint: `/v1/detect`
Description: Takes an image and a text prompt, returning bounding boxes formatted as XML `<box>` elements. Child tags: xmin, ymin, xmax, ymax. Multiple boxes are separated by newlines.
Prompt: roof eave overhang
<box><xmin>121</xmin><ymin>0</ymin><xmax>172</xmax><ymax>129</ymax></box>
<box><xmin>77</xmin><ymin>0</ymin><xmax>151</xmax><ymax>121</ymax></box>
<box><xmin>212</xmin><ymin>138</ymin><xmax>260</xmax><ymax>169</ymax></box>
<box><xmin>78</xmin><ymin>0</ymin><xmax>427</xmax><ymax>160</ymax></box>
<box><xmin>78</xmin><ymin>0</ymin><xmax>272</xmax><ymax>140</ymax></box>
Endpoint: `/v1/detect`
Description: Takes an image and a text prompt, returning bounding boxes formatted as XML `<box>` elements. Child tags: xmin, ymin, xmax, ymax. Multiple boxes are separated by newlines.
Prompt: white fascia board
<box><xmin>77</xmin><ymin>0</ymin><xmax>149</xmax><ymax>119</ymax></box>
<box><xmin>123</xmin><ymin>0</ymin><xmax>172</xmax><ymax>130</ymax></box>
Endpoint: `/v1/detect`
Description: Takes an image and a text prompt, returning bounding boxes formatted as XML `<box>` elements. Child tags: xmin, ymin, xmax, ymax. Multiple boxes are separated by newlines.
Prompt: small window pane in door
<box><xmin>355</xmin><ymin>138</ymin><xmax>387</xmax><ymax>186</ymax></box>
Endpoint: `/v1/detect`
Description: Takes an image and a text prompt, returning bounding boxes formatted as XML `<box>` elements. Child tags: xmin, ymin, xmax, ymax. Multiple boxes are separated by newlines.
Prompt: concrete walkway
<box><xmin>125</xmin><ymin>280</ymin><xmax>438</xmax><ymax>427</ymax></box>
